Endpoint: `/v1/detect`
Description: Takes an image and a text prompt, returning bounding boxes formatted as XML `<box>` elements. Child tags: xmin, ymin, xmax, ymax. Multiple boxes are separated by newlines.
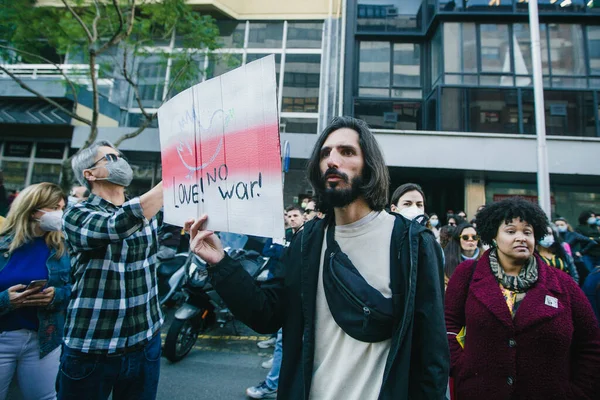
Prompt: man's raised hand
<box><xmin>185</xmin><ymin>215</ymin><xmax>225</xmax><ymax>266</ymax></box>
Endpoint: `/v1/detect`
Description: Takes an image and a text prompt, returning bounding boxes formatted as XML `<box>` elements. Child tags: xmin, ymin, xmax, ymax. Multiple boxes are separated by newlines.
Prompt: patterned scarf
<box><xmin>489</xmin><ymin>248</ymin><xmax>538</xmax><ymax>293</ymax></box>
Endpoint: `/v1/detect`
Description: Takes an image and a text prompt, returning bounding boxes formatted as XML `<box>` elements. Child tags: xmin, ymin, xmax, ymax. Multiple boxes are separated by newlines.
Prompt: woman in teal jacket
<box><xmin>0</xmin><ymin>183</ymin><xmax>71</xmax><ymax>400</ymax></box>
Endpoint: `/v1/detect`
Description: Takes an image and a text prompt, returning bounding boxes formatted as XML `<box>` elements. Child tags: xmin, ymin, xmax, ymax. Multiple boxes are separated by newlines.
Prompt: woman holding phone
<box><xmin>0</xmin><ymin>182</ymin><xmax>71</xmax><ymax>400</ymax></box>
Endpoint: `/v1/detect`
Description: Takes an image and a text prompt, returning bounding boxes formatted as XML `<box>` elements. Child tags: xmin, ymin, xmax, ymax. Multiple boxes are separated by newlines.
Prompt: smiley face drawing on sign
<box><xmin>175</xmin><ymin>108</ymin><xmax>234</xmax><ymax>179</ymax></box>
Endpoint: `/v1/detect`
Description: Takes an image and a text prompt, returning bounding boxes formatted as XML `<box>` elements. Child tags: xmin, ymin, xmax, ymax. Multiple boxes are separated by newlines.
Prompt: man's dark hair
<box><xmin>306</xmin><ymin>116</ymin><xmax>389</xmax><ymax>213</ymax></box>
<box><xmin>578</xmin><ymin>210</ymin><xmax>595</xmax><ymax>226</ymax></box>
<box><xmin>286</xmin><ymin>205</ymin><xmax>303</xmax><ymax>214</ymax></box>
<box><xmin>476</xmin><ymin>197</ymin><xmax>549</xmax><ymax>246</ymax></box>
<box><xmin>390</xmin><ymin>183</ymin><xmax>426</xmax><ymax>208</ymax></box>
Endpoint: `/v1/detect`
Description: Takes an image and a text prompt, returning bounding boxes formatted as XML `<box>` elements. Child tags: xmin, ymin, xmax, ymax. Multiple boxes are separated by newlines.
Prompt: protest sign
<box><xmin>158</xmin><ymin>55</ymin><xmax>285</xmax><ymax>239</ymax></box>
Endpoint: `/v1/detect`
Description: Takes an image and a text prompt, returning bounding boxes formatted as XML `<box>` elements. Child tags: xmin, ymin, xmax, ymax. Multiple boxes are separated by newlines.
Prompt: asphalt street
<box><xmin>7</xmin><ymin>310</ymin><xmax>275</xmax><ymax>400</ymax></box>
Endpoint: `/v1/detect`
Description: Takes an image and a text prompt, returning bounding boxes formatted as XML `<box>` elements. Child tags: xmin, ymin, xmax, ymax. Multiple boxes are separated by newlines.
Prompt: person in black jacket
<box><xmin>575</xmin><ymin>211</ymin><xmax>600</xmax><ymax>275</ymax></box>
<box><xmin>185</xmin><ymin>116</ymin><xmax>449</xmax><ymax>400</ymax></box>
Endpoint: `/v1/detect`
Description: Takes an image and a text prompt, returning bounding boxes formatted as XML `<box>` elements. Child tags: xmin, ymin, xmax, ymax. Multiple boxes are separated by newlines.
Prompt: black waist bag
<box><xmin>322</xmin><ymin>223</ymin><xmax>395</xmax><ymax>343</ymax></box>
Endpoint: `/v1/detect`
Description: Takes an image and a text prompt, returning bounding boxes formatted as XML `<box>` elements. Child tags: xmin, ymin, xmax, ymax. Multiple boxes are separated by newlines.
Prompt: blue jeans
<box><xmin>582</xmin><ymin>255</ymin><xmax>600</xmax><ymax>273</ymax></box>
<box><xmin>265</xmin><ymin>328</ymin><xmax>283</xmax><ymax>390</ymax></box>
<box><xmin>56</xmin><ymin>333</ymin><xmax>161</xmax><ymax>400</ymax></box>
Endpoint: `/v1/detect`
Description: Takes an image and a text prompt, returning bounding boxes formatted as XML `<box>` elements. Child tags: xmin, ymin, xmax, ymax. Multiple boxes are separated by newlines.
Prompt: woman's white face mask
<box><xmin>36</xmin><ymin>209</ymin><xmax>64</xmax><ymax>232</ymax></box>
<box><xmin>398</xmin><ymin>205</ymin><xmax>423</xmax><ymax>221</ymax></box>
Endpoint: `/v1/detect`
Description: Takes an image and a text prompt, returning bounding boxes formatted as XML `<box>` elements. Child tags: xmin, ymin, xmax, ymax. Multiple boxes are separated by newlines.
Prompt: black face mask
<box><xmin>322</xmin><ymin>221</ymin><xmax>395</xmax><ymax>343</ymax></box>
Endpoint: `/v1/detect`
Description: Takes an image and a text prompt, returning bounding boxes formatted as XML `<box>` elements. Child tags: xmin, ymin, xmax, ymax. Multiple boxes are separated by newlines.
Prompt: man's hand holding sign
<box><xmin>185</xmin><ymin>215</ymin><xmax>224</xmax><ymax>266</ymax></box>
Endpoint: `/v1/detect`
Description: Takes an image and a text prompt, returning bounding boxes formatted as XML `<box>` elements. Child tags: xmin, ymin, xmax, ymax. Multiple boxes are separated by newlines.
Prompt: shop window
<box><xmin>282</xmin><ymin>54</ymin><xmax>320</xmax><ymax>113</ymax></box>
<box><xmin>1</xmin><ymin>161</ymin><xmax>28</xmax><ymax>191</ymax></box>
<box><xmin>3</xmin><ymin>142</ymin><xmax>32</xmax><ymax>158</ymax></box>
<box><xmin>31</xmin><ymin>163</ymin><xmax>61</xmax><ymax>185</ymax></box>
<box><xmin>286</xmin><ymin>22</ymin><xmax>323</xmax><ymax>49</ymax></box>
<box><xmin>357</xmin><ymin>0</ymin><xmax>422</xmax><ymax>32</ymax></box>
<box><xmin>35</xmin><ymin>143</ymin><xmax>65</xmax><ymax>159</ymax></box>
<box><xmin>248</xmin><ymin>22</ymin><xmax>284</xmax><ymax>48</ymax></box>
<box><xmin>354</xmin><ymin>100</ymin><xmax>422</xmax><ymax>130</ymax></box>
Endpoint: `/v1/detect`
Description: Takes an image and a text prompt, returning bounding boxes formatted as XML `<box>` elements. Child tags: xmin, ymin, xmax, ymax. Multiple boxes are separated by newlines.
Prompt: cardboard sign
<box><xmin>158</xmin><ymin>55</ymin><xmax>285</xmax><ymax>239</ymax></box>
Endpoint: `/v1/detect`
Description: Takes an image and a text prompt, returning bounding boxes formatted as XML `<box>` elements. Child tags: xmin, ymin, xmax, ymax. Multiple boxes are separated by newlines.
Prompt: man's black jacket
<box><xmin>209</xmin><ymin>213</ymin><xmax>449</xmax><ymax>399</ymax></box>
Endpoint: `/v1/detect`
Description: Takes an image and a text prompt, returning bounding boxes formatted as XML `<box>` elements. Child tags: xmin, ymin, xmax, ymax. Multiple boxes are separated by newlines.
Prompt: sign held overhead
<box><xmin>158</xmin><ymin>55</ymin><xmax>285</xmax><ymax>239</ymax></box>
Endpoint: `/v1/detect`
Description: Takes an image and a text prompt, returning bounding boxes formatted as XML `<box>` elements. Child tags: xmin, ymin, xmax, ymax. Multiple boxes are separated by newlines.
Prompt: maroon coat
<box><xmin>445</xmin><ymin>250</ymin><xmax>600</xmax><ymax>400</ymax></box>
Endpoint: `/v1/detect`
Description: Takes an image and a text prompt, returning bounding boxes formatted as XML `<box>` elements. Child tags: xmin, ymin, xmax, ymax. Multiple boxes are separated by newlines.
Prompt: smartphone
<box><xmin>25</xmin><ymin>279</ymin><xmax>48</xmax><ymax>292</ymax></box>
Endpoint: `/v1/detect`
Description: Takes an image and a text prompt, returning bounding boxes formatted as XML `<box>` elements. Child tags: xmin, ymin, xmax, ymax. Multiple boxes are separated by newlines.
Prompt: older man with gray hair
<box><xmin>57</xmin><ymin>140</ymin><xmax>164</xmax><ymax>400</ymax></box>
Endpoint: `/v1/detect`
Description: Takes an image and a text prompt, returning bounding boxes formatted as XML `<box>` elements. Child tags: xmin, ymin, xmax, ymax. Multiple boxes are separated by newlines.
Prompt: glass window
<box><xmin>587</xmin><ymin>26</ymin><xmax>600</xmax><ymax>75</ymax></box>
<box><xmin>441</xmin><ymin>88</ymin><xmax>465</xmax><ymax>132</ymax></box>
<box><xmin>393</xmin><ymin>44</ymin><xmax>420</xmax><ymax>87</ymax></box>
<box><xmin>443</xmin><ymin>23</ymin><xmax>476</xmax><ymax>74</ymax></box>
<box><xmin>246</xmin><ymin>54</ymin><xmax>282</xmax><ymax>86</ymax></box>
<box><xmin>468</xmin><ymin>89</ymin><xmax>519</xmax><ymax>134</ymax></box>
<box><xmin>167</xmin><ymin>54</ymin><xmax>206</xmax><ymax>98</ymax></box>
<box><xmin>359</xmin><ymin>42</ymin><xmax>390</xmax><ymax>94</ymax></box>
<box><xmin>547</xmin><ymin>24</ymin><xmax>585</xmax><ymax>76</ymax></box>
<box><xmin>431</xmin><ymin>29</ymin><xmax>442</xmax><ymax>87</ymax></box>
<box><xmin>128</xmin><ymin>113</ymin><xmax>158</xmax><ymax>128</ymax></box>
<box><xmin>280</xmin><ymin>117</ymin><xmax>318</xmax><ymax>134</ymax></box>
<box><xmin>282</xmin><ymin>54</ymin><xmax>320</xmax><ymax>113</ymax></box>
<box><xmin>425</xmin><ymin>95</ymin><xmax>438</xmax><ymax>130</ymax></box>
<box><xmin>35</xmin><ymin>143</ymin><xmax>65</xmax><ymax>159</ymax></box>
<box><xmin>248</xmin><ymin>22</ymin><xmax>284</xmax><ymax>48</ymax></box>
<box><xmin>286</xmin><ymin>22</ymin><xmax>323</xmax><ymax>49</ymax></box>
<box><xmin>480</xmin><ymin>25</ymin><xmax>510</xmax><ymax>74</ymax></box>
<box><xmin>3</xmin><ymin>142</ymin><xmax>32</xmax><ymax>157</ymax></box>
<box><xmin>464</xmin><ymin>0</ymin><xmax>513</xmax><ymax>11</ymax></box>
<box><xmin>31</xmin><ymin>163</ymin><xmax>61</xmax><ymax>185</ymax></box>
<box><xmin>215</xmin><ymin>21</ymin><xmax>245</xmax><ymax>48</ymax></box>
<box><xmin>543</xmin><ymin>91</ymin><xmax>596</xmax><ymax>137</ymax></box>
<box><xmin>516</xmin><ymin>0</ymin><xmax>586</xmax><ymax>12</ymax></box>
<box><xmin>1</xmin><ymin>161</ymin><xmax>28</xmax><ymax>190</ymax></box>
<box><xmin>137</xmin><ymin>56</ymin><xmax>167</xmax><ymax>108</ymax></box>
<box><xmin>354</xmin><ymin>100</ymin><xmax>422</xmax><ymax>130</ymax></box>
<box><xmin>513</xmin><ymin>24</ymin><xmax>533</xmax><ymax>85</ymax></box>
<box><xmin>357</xmin><ymin>0</ymin><xmax>422</xmax><ymax>32</ymax></box>
<box><xmin>207</xmin><ymin>54</ymin><xmax>243</xmax><ymax>79</ymax></box>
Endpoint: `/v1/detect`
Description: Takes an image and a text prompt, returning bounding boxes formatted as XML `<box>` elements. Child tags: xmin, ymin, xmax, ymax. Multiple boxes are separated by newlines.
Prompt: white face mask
<box><xmin>37</xmin><ymin>210</ymin><xmax>64</xmax><ymax>232</ymax></box>
<box><xmin>398</xmin><ymin>205</ymin><xmax>423</xmax><ymax>221</ymax></box>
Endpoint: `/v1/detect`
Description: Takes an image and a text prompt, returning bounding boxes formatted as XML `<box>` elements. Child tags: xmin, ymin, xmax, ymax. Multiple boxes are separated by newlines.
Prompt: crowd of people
<box><xmin>0</xmin><ymin>116</ymin><xmax>599</xmax><ymax>400</ymax></box>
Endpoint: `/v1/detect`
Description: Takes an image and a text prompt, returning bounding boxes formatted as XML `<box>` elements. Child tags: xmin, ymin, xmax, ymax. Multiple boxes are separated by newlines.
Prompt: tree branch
<box><xmin>113</xmin><ymin>113</ymin><xmax>156</xmax><ymax>147</ymax></box>
<box><xmin>96</xmin><ymin>0</ymin><xmax>124</xmax><ymax>55</ymax></box>
<box><xmin>0</xmin><ymin>45</ymin><xmax>80</xmax><ymax>105</ymax></box>
<box><xmin>121</xmin><ymin>50</ymin><xmax>152</xmax><ymax>119</ymax></box>
<box><xmin>60</xmin><ymin>0</ymin><xmax>94</xmax><ymax>44</ymax></box>
<box><xmin>91</xmin><ymin>0</ymin><xmax>102</xmax><ymax>42</ymax></box>
<box><xmin>0</xmin><ymin>65</ymin><xmax>92</xmax><ymax>125</ymax></box>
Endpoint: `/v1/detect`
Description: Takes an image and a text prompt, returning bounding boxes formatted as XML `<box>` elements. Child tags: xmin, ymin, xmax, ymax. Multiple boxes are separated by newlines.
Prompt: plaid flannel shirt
<box><xmin>62</xmin><ymin>194</ymin><xmax>163</xmax><ymax>353</ymax></box>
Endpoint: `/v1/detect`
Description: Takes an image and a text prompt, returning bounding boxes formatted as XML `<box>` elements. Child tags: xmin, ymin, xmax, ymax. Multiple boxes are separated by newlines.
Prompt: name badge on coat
<box><xmin>545</xmin><ymin>295</ymin><xmax>558</xmax><ymax>308</ymax></box>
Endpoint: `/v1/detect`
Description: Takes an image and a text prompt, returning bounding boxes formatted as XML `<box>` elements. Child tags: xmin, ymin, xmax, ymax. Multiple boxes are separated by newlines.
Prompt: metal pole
<box><xmin>528</xmin><ymin>0</ymin><xmax>551</xmax><ymax>218</ymax></box>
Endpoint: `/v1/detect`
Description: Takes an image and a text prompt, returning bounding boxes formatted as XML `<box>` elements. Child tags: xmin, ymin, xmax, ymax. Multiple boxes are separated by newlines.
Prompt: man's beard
<box><xmin>320</xmin><ymin>168</ymin><xmax>363</xmax><ymax>209</ymax></box>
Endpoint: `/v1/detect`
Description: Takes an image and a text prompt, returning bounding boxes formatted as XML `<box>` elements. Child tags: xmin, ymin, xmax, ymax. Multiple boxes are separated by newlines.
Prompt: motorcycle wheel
<box><xmin>164</xmin><ymin>318</ymin><xmax>201</xmax><ymax>362</ymax></box>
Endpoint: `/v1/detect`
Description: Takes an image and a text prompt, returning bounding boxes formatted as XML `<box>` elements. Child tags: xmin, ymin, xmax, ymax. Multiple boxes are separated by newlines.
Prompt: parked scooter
<box><xmin>163</xmin><ymin>238</ymin><xmax>270</xmax><ymax>362</ymax></box>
